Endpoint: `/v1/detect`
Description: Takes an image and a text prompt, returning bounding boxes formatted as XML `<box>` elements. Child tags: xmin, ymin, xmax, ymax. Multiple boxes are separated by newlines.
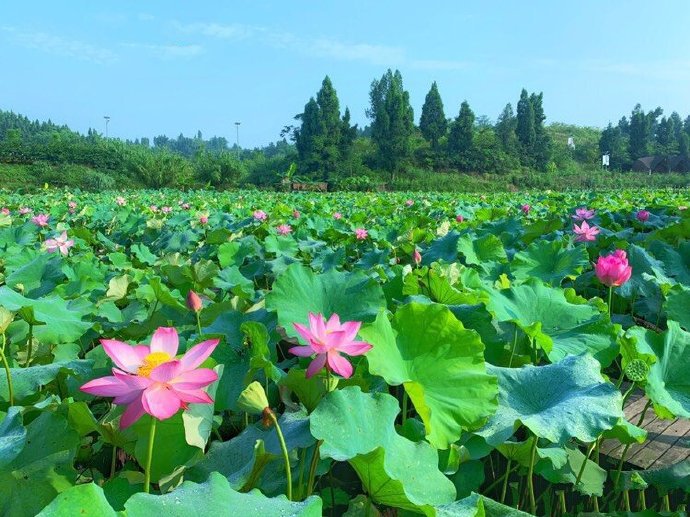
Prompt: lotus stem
<box><xmin>527</xmin><ymin>436</ymin><xmax>538</xmax><ymax>514</ymax></box>
<box><xmin>638</xmin><ymin>489</ymin><xmax>646</xmax><ymax>510</ymax></box>
<box><xmin>110</xmin><ymin>446</ymin><xmax>117</xmax><ymax>479</ymax></box>
<box><xmin>0</xmin><ymin>334</ymin><xmax>13</xmax><ymax>405</ymax></box>
<box><xmin>662</xmin><ymin>494</ymin><xmax>670</xmax><ymax>512</ymax></box>
<box><xmin>508</xmin><ymin>324</ymin><xmax>518</xmax><ymax>368</ymax></box>
<box><xmin>614</xmin><ymin>400</ymin><xmax>652</xmax><ymax>495</ymax></box>
<box><xmin>401</xmin><ymin>390</ymin><xmax>408</xmax><ymax>425</ymax></box>
<box><xmin>195</xmin><ymin>312</ymin><xmax>202</xmax><ymax>337</ymax></box>
<box><xmin>144</xmin><ymin>417</ymin><xmax>157</xmax><ymax>494</ymax></box>
<box><xmin>623</xmin><ymin>490</ymin><xmax>631</xmax><ymax>511</ymax></box>
<box><xmin>558</xmin><ymin>490</ymin><xmax>567</xmax><ymax>516</ymax></box>
<box><xmin>500</xmin><ymin>459</ymin><xmax>512</xmax><ymax>504</ymax></box>
<box><xmin>267</xmin><ymin>412</ymin><xmax>292</xmax><ymax>500</ymax></box>
<box><xmin>608</xmin><ymin>286</ymin><xmax>613</xmax><ymax>318</ymax></box>
<box><xmin>306</xmin><ymin>441</ymin><xmax>322</xmax><ymax>497</ymax></box>
<box><xmin>575</xmin><ymin>441</ymin><xmax>596</xmax><ymax>488</ymax></box>
<box><xmin>24</xmin><ymin>323</ymin><xmax>33</xmax><ymax>368</ymax></box>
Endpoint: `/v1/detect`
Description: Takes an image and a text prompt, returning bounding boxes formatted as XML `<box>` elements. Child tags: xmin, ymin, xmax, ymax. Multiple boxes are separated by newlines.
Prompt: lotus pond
<box><xmin>1</xmin><ymin>188</ymin><xmax>690</xmax><ymax>516</ymax></box>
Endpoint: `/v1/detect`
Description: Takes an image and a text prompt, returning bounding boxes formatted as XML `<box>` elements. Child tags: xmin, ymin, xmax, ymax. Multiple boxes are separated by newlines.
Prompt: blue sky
<box><xmin>1</xmin><ymin>1</ymin><xmax>689</xmax><ymax>148</ymax></box>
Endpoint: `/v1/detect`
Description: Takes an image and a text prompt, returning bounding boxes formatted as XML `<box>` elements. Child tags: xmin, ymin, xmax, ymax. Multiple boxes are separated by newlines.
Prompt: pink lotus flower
<box><xmin>19</xmin><ymin>207</ymin><xmax>31</xmax><ymax>215</ymax></box>
<box><xmin>679</xmin><ymin>206</ymin><xmax>688</xmax><ymax>211</ymax></box>
<box><xmin>456</xmin><ymin>214</ymin><xmax>464</xmax><ymax>223</ymax></box>
<box><xmin>253</xmin><ymin>210</ymin><xmax>267</xmax><ymax>221</ymax></box>
<box><xmin>149</xmin><ymin>205</ymin><xmax>159</xmax><ymax>213</ymax></box>
<box><xmin>521</xmin><ymin>204</ymin><xmax>531</xmax><ymax>215</ymax></box>
<box><xmin>636</xmin><ymin>210</ymin><xmax>650</xmax><ymax>222</ymax></box>
<box><xmin>595</xmin><ymin>250</ymin><xmax>632</xmax><ymax>287</ymax></box>
<box><xmin>289</xmin><ymin>313</ymin><xmax>372</xmax><ymax>379</ymax></box>
<box><xmin>413</xmin><ymin>248</ymin><xmax>422</xmax><ymax>265</ymax></box>
<box><xmin>162</xmin><ymin>206</ymin><xmax>172</xmax><ymax>214</ymax></box>
<box><xmin>182</xmin><ymin>203</ymin><xmax>190</xmax><ymax>210</ymax></box>
<box><xmin>44</xmin><ymin>231</ymin><xmax>74</xmax><ymax>256</ymax></box>
<box><xmin>292</xmin><ymin>210</ymin><xmax>301</xmax><ymax>219</ymax></box>
<box><xmin>116</xmin><ymin>196</ymin><xmax>126</xmax><ymax>206</ymax></box>
<box><xmin>405</xmin><ymin>199</ymin><xmax>414</xmax><ymax>207</ymax></box>
<box><xmin>333</xmin><ymin>212</ymin><xmax>342</xmax><ymax>220</ymax></box>
<box><xmin>68</xmin><ymin>201</ymin><xmax>77</xmax><ymax>209</ymax></box>
<box><xmin>199</xmin><ymin>215</ymin><xmax>208</xmax><ymax>225</ymax></box>
<box><xmin>355</xmin><ymin>228</ymin><xmax>368</xmax><ymax>240</ymax></box>
<box><xmin>573</xmin><ymin>220</ymin><xmax>600</xmax><ymax>242</ymax></box>
<box><xmin>32</xmin><ymin>214</ymin><xmax>49</xmax><ymax>227</ymax></box>
<box><xmin>572</xmin><ymin>207</ymin><xmax>596</xmax><ymax>221</ymax></box>
<box><xmin>1</xmin><ymin>207</ymin><xmax>9</xmax><ymax>216</ymax></box>
<box><xmin>277</xmin><ymin>224</ymin><xmax>292</xmax><ymax>235</ymax></box>
<box><xmin>80</xmin><ymin>327</ymin><xmax>219</xmax><ymax>428</ymax></box>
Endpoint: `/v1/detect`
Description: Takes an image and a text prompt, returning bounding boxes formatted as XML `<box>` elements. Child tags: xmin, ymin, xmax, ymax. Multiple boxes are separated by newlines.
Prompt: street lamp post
<box><xmin>234</xmin><ymin>121</ymin><xmax>241</xmax><ymax>159</ymax></box>
<box><xmin>104</xmin><ymin>116</ymin><xmax>111</xmax><ymax>139</ymax></box>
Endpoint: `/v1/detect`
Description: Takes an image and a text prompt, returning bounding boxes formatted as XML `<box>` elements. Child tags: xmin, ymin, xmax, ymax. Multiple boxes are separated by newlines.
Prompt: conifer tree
<box><xmin>419</xmin><ymin>81</ymin><xmax>447</xmax><ymax>150</ymax></box>
<box><xmin>515</xmin><ymin>89</ymin><xmax>535</xmax><ymax>165</ymax></box>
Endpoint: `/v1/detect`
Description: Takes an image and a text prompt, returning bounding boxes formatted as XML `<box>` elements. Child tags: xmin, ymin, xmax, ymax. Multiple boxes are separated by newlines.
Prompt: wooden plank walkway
<box><xmin>600</xmin><ymin>387</ymin><xmax>690</xmax><ymax>468</ymax></box>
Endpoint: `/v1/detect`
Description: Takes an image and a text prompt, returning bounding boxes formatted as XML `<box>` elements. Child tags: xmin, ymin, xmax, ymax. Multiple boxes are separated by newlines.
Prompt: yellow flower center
<box><xmin>137</xmin><ymin>351</ymin><xmax>172</xmax><ymax>378</ymax></box>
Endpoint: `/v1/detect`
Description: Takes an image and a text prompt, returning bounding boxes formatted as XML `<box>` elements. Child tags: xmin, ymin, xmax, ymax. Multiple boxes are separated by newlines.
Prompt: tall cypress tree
<box><xmin>515</xmin><ymin>89</ymin><xmax>535</xmax><ymax>165</ymax></box>
<box><xmin>367</xmin><ymin>69</ymin><xmax>414</xmax><ymax>180</ymax></box>
<box><xmin>628</xmin><ymin>104</ymin><xmax>650</xmax><ymax>160</ymax></box>
<box><xmin>294</xmin><ymin>97</ymin><xmax>321</xmax><ymax>174</ymax></box>
<box><xmin>315</xmin><ymin>76</ymin><xmax>342</xmax><ymax>179</ymax></box>
<box><xmin>495</xmin><ymin>103</ymin><xmax>517</xmax><ymax>155</ymax></box>
<box><xmin>419</xmin><ymin>81</ymin><xmax>447</xmax><ymax>150</ymax></box>
<box><xmin>529</xmin><ymin>92</ymin><xmax>551</xmax><ymax>170</ymax></box>
<box><xmin>448</xmin><ymin>101</ymin><xmax>475</xmax><ymax>168</ymax></box>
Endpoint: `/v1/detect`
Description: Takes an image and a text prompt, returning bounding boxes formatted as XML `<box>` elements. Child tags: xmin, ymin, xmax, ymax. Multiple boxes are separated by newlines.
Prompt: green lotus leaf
<box><xmin>480</xmin><ymin>495</ymin><xmax>532</xmax><ymax>516</ymax></box>
<box><xmin>627</xmin><ymin>322</ymin><xmax>690</xmax><ymax>418</ymax></box>
<box><xmin>0</xmin><ymin>411</ymin><xmax>79</xmax><ymax>517</ymax></box>
<box><xmin>619</xmin><ymin>461</ymin><xmax>690</xmax><ymax>495</ymax></box>
<box><xmin>535</xmin><ymin>445</ymin><xmax>607</xmax><ymax>496</ymax></box>
<box><xmin>601</xmin><ymin>418</ymin><xmax>648</xmax><ymax>445</ymax></box>
<box><xmin>359</xmin><ymin>303</ymin><xmax>498</xmax><ymax>448</ymax></box>
<box><xmin>0</xmin><ymin>360</ymin><xmax>93</xmax><ymax>404</ymax></box>
<box><xmin>310</xmin><ymin>386</ymin><xmax>456</xmax><ymax>513</ymax></box>
<box><xmin>125</xmin><ymin>472</ymin><xmax>322</xmax><ymax>516</ymax></box>
<box><xmin>423</xmin><ymin>231</ymin><xmax>461</xmax><ymax>264</ymax></box>
<box><xmin>485</xmin><ymin>279</ymin><xmax>619</xmax><ymax>366</ymax></box>
<box><xmin>37</xmin><ymin>483</ymin><xmax>116</xmax><ymax>517</ymax></box>
<box><xmin>0</xmin><ymin>407</ymin><xmax>26</xmax><ymax>468</ymax></box>
<box><xmin>457</xmin><ymin>233</ymin><xmax>508</xmax><ymax>271</ymax></box>
<box><xmin>266</xmin><ymin>263</ymin><xmax>385</xmax><ymax>338</ymax></box>
<box><xmin>0</xmin><ymin>287</ymin><xmax>93</xmax><ymax>344</ymax></box>
<box><xmin>664</xmin><ymin>287</ymin><xmax>690</xmax><ymax>331</ymax></box>
<box><xmin>477</xmin><ymin>354</ymin><xmax>623</xmax><ymax>446</ymax></box>
<box><xmin>497</xmin><ymin>438</ymin><xmax>568</xmax><ymax>471</ymax></box>
<box><xmin>434</xmin><ymin>492</ymin><xmax>485</xmax><ymax>516</ymax></box>
<box><xmin>511</xmin><ymin>239</ymin><xmax>590</xmax><ymax>285</ymax></box>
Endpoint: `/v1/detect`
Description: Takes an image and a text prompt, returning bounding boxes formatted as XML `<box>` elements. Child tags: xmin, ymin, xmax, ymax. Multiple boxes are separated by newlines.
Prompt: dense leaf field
<box><xmin>1</xmin><ymin>188</ymin><xmax>690</xmax><ymax>516</ymax></box>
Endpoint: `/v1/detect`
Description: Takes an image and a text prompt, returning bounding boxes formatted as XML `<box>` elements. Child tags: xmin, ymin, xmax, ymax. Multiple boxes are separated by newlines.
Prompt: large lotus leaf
<box><xmin>627</xmin><ymin>322</ymin><xmax>690</xmax><ymax>418</ymax></box>
<box><xmin>535</xmin><ymin>445</ymin><xmax>607</xmax><ymax>496</ymax></box>
<box><xmin>125</xmin><ymin>472</ymin><xmax>322</xmax><ymax>516</ymax></box>
<box><xmin>310</xmin><ymin>386</ymin><xmax>456</xmax><ymax>513</ymax></box>
<box><xmin>359</xmin><ymin>303</ymin><xmax>498</xmax><ymax>448</ymax></box>
<box><xmin>0</xmin><ymin>287</ymin><xmax>93</xmax><ymax>344</ymax></box>
<box><xmin>648</xmin><ymin>240</ymin><xmax>690</xmax><ymax>286</ymax></box>
<box><xmin>0</xmin><ymin>411</ymin><xmax>79</xmax><ymax>517</ymax></box>
<box><xmin>497</xmin><ymin>438</ymin><xmax>568</xmax><ymax>471</ymax></box>
<box><xmin>434</xmin><ymin>492</ymin><xmax>485</xmax><ymax>516</ymax></box>
<box><xmin>0</xmin><ymin>407</ymin><xmax>26</xmax><ymax>468</ymax></box>
<box><xmin>511</xmin><ymin>240</ymin><xmax>589</xmax><ymax>285</ymax></box>
<box><xmin>480</xmin><ymin>496</ymin><xmax>532</xmax><ymax>516</ymax></box>
<box><xmin>265</xmin><ymin>263</ymin><xmax>385</xmax><ymax>338</ymax></box>
<box><xmin>186</xmin><ymin>409</ymin><xmax>314</xmax><ymax>489</ymax></box>
<box><xmin>37</xmin><ymin>483</ymin><xmax>117</xmax><ymax>517</ymax></box>
<box><xmin>423</xmin><ymin>231</ymin><xmax>461</xmax><ymax>264</ymax></box>
<box><xmin>477</xmin><ymin>354</ymin><xmax>623</xmax><ymax>446</ymax></box>
<box><xmin>0</xmin><ymin>360</ymin><xmax>93</xmax><ymax>404</ymax></box>
<box><xmin>664</xmin><ymin>287</ymin><xmax>690</xmax><ymax>331</ymax></box>
<box><xmin>617</xmin><ymin>244</ymin><xmax>668</xmax><ymax>299</ymax></box>
<box><xmin>484</xmin><ymin>280</ymin><xmax>619</xmax><ymax>366</ymax></box>
<box><xmin>457</xmin><ymin>233</ymin><xmax>508</xmax><ymax>270</ymax></box>
<box><xmin>619</xmin><ymin>461</ymin><xmax>690</xmax><ymax>495</ymax></box>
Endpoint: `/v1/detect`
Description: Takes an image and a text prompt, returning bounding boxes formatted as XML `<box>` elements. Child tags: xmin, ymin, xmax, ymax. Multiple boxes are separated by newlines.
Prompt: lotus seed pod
<box><xmin>624</xmin><ymin>359</ymin><xmax>649</xmax><ymax>383</ymax></box>
<box><xmin>237</xmin><ymin>381</ymin><xmax>270</xmax><ymax>415</ymax></box>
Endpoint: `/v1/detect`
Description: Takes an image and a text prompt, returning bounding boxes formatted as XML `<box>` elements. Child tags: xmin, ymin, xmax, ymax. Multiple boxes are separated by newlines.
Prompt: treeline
<box><xmin>288</xmin><ymin>71</ymin><xmax>552</xmax><ymax>183</ymax></box>
<box><xmin>599</xmin><ymin>106</ymin><xmax>690</xmax><ymax>169</ymax></box>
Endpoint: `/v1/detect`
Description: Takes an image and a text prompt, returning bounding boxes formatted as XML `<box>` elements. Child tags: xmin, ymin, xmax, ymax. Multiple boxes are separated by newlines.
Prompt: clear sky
<box><xmin>1</xmin><ymin>1</ymin><xmax>689</xmax><ymax>148</ymax></box>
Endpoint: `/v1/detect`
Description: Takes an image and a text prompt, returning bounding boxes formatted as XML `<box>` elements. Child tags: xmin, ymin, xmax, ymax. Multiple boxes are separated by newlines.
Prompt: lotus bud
<box><xmin>237</xmin><ymin>381</ymin><xmax>270</xmax><ymax>415</ymax></box>
<box><xmin>186</xmin><ymin>290</ymin><xmax>203</xmax><ymax>313</ymax></box>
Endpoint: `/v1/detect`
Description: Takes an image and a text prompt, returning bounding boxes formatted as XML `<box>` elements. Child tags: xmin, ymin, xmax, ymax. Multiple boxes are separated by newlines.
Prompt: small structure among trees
<box><xmin>631</xmin><ymin>155</ymin><xmax>690</xmax><ymax>173</ymax></box>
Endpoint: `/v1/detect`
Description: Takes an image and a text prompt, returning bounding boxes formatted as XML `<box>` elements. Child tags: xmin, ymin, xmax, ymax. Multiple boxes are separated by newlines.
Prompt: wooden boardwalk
<box><xmin>600</xmin><ymin>388</ymin><xmax>690</xmax><ymax>468</ymax></box>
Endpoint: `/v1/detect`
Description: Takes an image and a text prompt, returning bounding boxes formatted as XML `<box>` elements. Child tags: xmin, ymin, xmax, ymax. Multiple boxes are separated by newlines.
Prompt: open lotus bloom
<box><xmin>595</xmin><ymin>249</ymin><xmax>632</xmax><ymax>287</ymax></box>
<box><xmin>80</xmin><ymin>327</ymin><xmax>219</xmax><ymax>428</ymax></box>
<box><xmin>44</xmin><ymin>231</ymin><xmax>74</xmax><ymax>255</ymax></box>
<box><xmin>572</xmin><ymin>220</ymin><xmax>599</xmax><ymax>242</ymax></box>
<box><xmin>289</xmin><ymin>312</ymin><xmax>372</xmax><ymax>379</ymax></box>
<box><xmin>572</xmin><ymin>207</ymin><xmax>596</xmax><ymax>221</ymax></box>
